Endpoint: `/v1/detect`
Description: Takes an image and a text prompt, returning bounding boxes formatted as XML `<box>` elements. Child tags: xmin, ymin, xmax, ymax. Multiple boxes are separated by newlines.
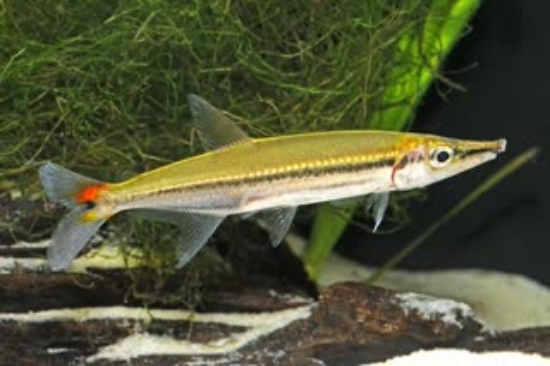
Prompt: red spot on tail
<box><xmin>76</xmin><ymin>184</ymin><xmax>108</xmax><ymax>204</ymax></box>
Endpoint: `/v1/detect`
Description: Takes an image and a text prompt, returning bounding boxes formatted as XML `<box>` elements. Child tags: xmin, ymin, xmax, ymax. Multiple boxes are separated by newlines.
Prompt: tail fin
<box><xmin>39</xmin><ymin>163</ymin><xmax>101</xmax><ymax>208</ymax></box>
<box><xmin>39</xmin><ymin>163</ymin><xmax>108</xmax><ymax>270</ymax></box>
<box><xmin>48</xmin><ymin>206</ymin><xmax>106</xmax><ymax>270</ymax></box>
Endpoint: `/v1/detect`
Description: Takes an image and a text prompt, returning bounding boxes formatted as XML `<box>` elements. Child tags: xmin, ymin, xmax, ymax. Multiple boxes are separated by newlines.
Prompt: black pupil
<box><xmin>436</xmin><ymin>150</ymin><xmax>450</xmax><ymax>163</ymax></box>
<box><xmin>84</xmin><ymin>201</ymin><xmax>96</xmax><ymax>210</ymax></box>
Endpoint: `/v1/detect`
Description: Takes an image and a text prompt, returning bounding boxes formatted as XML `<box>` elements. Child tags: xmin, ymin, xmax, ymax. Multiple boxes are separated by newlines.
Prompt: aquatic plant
<box><xmin>306</xmin><ymin>0</ymin><xmax>481</xmax><ymax>279</ymax></box>
<box><xmin>0</xmin><ymin>0</ymin><xmax>478</xmax><ymax>276</ymax></box>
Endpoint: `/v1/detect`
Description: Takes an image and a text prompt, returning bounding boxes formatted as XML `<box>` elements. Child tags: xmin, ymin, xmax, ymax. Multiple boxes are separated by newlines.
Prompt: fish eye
<box><xmin>429</xmin><ymin>146</ymin><xmax>454</xmax><ymax>168</ymax></box>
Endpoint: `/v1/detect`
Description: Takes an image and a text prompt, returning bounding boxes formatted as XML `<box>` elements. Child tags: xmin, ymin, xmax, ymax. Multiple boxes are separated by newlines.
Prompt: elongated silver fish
<box><xmin>40</xmin><ymin>95</ymin><xmax>506</xmax><ymax>270</ymax></box>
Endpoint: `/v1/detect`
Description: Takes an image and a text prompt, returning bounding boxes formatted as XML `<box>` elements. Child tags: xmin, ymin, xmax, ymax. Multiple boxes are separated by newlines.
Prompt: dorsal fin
<box><xmin>187</xmin><ymin>94</ymin><xmax>253</xmax><ymax>151</ymax></box>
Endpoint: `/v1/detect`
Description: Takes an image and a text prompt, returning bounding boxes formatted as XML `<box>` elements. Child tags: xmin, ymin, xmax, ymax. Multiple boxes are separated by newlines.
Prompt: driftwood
<box><xmin>1</xmin><ymin>266</ymin><xmax>549</xmax><ymax>365</ymax></box>
<box><xmin>0</xmin><ymin>194</ymin><xmax>549</xmax><ymax>365</ymax></box>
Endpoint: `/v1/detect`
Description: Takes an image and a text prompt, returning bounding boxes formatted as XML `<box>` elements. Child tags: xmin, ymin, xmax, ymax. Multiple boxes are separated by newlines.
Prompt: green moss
<box><xmin>126</xmin><ymin>245</ymin><xmax>232</xmax><ymax>309</ymax></box>
<box><xmin>0</xmin><ymin>0</ymin><xmax>468</xmax><ymax>283</ymax></box>
<box><xmin>0</xmin><ymin>0</ymin><xmax>434</xmax><ymax>181</ymax></box>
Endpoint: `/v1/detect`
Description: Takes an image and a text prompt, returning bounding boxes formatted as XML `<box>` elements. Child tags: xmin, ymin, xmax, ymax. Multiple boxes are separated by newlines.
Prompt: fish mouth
<box><xmin>479</xmin><ymin>138</ymin><xmax>507</xmax><ymax>155</ymax></box>
<box><xmin>496</xmin><ymin>138</ymin><xmax>507</xmax><ymax>153</ymax></box>
<box><xmin>456</xmin><ymin>138</ymin><xmax>507</xmax><ymax>160</ymax></box>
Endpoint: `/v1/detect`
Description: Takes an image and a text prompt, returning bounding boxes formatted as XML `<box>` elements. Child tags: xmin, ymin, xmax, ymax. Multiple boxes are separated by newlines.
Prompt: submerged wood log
<box><xmin>1</xmin><ymin>272</ymin><xmax>549</xmax><ymax>365</ymax></box>
<box><xmin>0</xmin><ymin>196</ymin><xmax>548</xmax><ymax>364</ymax></box>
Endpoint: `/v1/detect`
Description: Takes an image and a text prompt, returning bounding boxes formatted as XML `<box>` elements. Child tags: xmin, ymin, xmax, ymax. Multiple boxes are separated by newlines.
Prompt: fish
<box><xmin>39</xmin><ymin>95</ymin><xmax>507</xmax><ymax>271</ymax></box>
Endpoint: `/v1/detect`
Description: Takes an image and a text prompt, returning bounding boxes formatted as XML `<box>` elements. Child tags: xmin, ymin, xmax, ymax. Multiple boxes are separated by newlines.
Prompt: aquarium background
<box><xmin>340</xmin><ymin>0</ymin><xmax>550</xmax><ymax>286</ymax></box>
<box><xmin>0</xmin><ymin>0</ymin><xmax>546</xmax><ymax>286</ymax></box>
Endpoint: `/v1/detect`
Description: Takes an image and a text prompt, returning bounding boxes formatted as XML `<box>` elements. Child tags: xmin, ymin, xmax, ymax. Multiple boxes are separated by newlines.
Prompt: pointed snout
<box><xmin>455</xmin><ymin>138</ymin><xmax>507</xmax><ymax>160</ymax></box>
<box><xmin>474</xmin><ymin>138</ymin><xmax>507</xmax><ymax>154</ymax></box>
<box><xmin>497</xmin><ymin>138</ymin><xmax>507</xmax><ymax>153</ymax></box>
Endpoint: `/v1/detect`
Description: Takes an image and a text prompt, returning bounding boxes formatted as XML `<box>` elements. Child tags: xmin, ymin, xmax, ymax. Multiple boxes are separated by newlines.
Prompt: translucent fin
<box><xmin>257</xmin><ymin>207</ymin><xmax>297</xmax><ymax>247</ymax></box>
<box><xmin>187</xmin><ymin>94</ymin><xmax>253</xmax><ymax>151</ymax></box>
<box><xmin>130</xmin><ymin>209</ymin><xmax>184</xmax><ymax>224</ymax></box>
<box><xmin>240</xmin><ymin>210</ymin><xmax>259</xmax><ymax>220</ymax></box>
<box><xmin>39</xmin><ymin>163</ymin><xmax>101</xmax><ymax>209</ymax></box>
<box><xmin>175</xmin><ymin>213</ymin><xmax>224</xmax><ymax>268</ymax></box>
<box><xmin>132</xmin><ymin>209</ymin><xmax>224</xmax><ymax>269</ymax></box>
<box><xmin>329</xmin><ymin>198</ymin><xmax>357</xmax><ymax>208</ymax></box>
<box><xmin>365</xmin><ymin>192</ymin><xmax>390</xmax><ymax>232</ymax></box>
<box><xmin>48</xmin><ymin>206</ymin><xmax>105</xmax><ymax>271</ymax></box>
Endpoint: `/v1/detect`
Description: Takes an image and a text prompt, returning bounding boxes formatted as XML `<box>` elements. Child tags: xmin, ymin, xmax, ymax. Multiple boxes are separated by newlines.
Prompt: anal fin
<box><xmin>133</xmin><ymin>209</ymin><xmax>224</xmax><ymax>268</ymax></box>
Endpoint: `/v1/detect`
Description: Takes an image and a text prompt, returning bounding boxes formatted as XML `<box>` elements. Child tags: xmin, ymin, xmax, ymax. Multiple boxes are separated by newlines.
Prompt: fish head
<box><xmin>391</xmin><ymin>134</ymin><xmax>507</xmax><ymax>190</ymax></box>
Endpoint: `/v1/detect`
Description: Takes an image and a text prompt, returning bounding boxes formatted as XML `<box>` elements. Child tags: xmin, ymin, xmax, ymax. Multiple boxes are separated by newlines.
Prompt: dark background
<box><xmin>340</xmin><ymin>0</ymin><xmax>550</xmax><ymax>285</ymax></box>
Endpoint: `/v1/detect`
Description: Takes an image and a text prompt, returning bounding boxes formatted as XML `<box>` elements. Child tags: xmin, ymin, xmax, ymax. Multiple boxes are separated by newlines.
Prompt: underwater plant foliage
<box><xmin>306</xmin><ymin>0</ymin><xmax>481</xmax><ymax>279</ymax></box>
<box><xmin>0</xmin><ymin>0</ymin><xmax>475</xmax><ymax>277</ymax></box>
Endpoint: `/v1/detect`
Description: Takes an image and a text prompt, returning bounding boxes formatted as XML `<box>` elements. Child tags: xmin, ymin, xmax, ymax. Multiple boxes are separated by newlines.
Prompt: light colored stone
<box><xmin>288</xmin><ymin>234</ymin><xmax>550</xmax><ymax>331</ymax></box>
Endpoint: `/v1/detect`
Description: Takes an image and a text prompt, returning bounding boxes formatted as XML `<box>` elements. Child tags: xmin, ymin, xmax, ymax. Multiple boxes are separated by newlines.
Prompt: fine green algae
<box><xmin>1</xmin><ymin>0</ymin><xmax>435</xmax><ymax>184</ymax></box>
<box><xmin>0</xmin><ymin>0</ymin><xmax>476</xmax><ymax>284</ymax></box>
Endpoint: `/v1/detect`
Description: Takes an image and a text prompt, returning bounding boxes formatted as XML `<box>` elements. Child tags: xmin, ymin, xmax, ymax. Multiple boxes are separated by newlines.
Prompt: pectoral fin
<box><xmin>256</xmin><ymin>207</ymin><xmax>297</xmax><ymax>247</ymax></box>
<box><xmin>187</xmin><ymin>94</ymin><xmax>253</xmax><ymax>151</ymax></box>
<box><xmin>132</xmin><ymin>209</ymin><xmax>224</xmax><ymax>268</ymax></box>
<box><xmin>364</xmin><ymin>192</ymin><xmax>390</xmax><ymax>232</ymax></box>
